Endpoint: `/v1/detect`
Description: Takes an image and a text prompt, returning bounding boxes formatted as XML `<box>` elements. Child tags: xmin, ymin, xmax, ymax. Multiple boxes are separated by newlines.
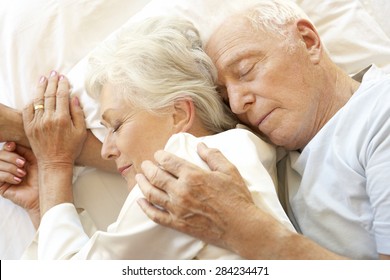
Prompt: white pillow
<box><xmin>0</xmin><ymin>0</ymin><xmax>150</xmax><ymax>109</ymax></box>
<box><xmin>131</xmin><ymin>0</ymin><xmax>390</xmax><ymax>75</ymax></box>
<box><xmin>294</xmin><ymin>0</ymin><xmax>390</xmax><ymax>74</ymax></box>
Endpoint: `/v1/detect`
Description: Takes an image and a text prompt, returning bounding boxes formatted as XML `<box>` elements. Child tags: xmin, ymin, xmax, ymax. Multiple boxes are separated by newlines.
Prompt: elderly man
<box><xmin>136</xmin><ymin>0</ymin><xmax>390</xmax><ymax>259</ymax></box>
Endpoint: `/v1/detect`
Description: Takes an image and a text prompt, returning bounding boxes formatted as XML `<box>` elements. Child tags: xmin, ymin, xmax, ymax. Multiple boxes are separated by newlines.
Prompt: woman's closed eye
<box><xmin>111</xmin><ymin>123</ymin><xmax>122</xmax><ymax>133</ymax></box>
<box><xmin>100</xmin><ymin>120</ymin><xmax>122</xmax><ymax>133</ymax></box>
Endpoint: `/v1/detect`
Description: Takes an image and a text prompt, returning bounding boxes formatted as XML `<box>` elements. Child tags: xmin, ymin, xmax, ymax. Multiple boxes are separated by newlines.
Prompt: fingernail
<box><xmin>59</xmin><ymin>75</ymin><xmax>64</xmax><ymax>81</ymax></box>
<box><xmin>50</xmin><ymin>70</ymin><xmax>57</xmax><ymax>77</ymax></box>
<box><xmin>73</xmin><ymin>96</ymin><xmax>80</xmax><ymax>107</ymax></box>
<box><xmin>14</xmin><ymin>177</ymin><xmax>22</xmax><ymax>183</ymax></box>
<box><xmin>16</xmin><ymin>158</ymin><xmax>25</xmax><ymax>167</ymax></box>
<box><xmin>5</xmin><ymin>142</ymin><xmax>13</xmax><ymax>149</ymax></box>
<box><xmin>198</xmin><ymin>142</ymin><xmax>207</xmax><ymax>149</ymax></box>
<box><xmin>17</xmin><ymin>168</ymin><xmax>26</xmax><ymax>177</ymax></box>
<box><xmin>39</xmin><ymin>76</ymin><xmax>46</xmax><ymax>83</ymax></box>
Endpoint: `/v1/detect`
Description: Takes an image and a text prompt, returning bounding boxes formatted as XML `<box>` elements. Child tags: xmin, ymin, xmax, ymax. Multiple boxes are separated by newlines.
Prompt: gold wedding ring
<box><xmin>34</xmin><ymin>104</ymin><xmax>44</xmax><ymax>111</ymax></box>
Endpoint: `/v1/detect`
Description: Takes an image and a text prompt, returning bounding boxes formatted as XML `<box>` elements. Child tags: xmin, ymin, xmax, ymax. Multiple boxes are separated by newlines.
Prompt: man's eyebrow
<box><xmin>223</xmin><ymin>54</ymin><xmax>242</xmax><ymax>69</ymax></box>
<box><xmin>223</xmin><ymin>49</ymin><xmax>261</xmax><ymax>69</ymax></box>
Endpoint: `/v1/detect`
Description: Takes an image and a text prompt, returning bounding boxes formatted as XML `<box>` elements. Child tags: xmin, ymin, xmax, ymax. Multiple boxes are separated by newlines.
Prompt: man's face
<box><xmin>206</xmin><ymin>16</ymin><xmax>320</xmax><ymax>150</ymax></box>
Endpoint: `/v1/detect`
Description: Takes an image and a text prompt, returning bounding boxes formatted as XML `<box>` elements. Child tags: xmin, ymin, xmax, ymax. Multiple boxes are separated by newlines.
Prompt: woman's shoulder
<box><xmin>165</xmin><ymin>126</ymin><xmax>277</xmax><ymax>172</ymax></box>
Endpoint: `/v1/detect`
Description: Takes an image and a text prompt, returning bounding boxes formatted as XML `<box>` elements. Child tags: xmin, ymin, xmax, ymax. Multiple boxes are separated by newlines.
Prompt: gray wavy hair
<box><xmin>85</xmin><ymin>16</ymin><xmax>237</xmax><ymax>134</ymax></box>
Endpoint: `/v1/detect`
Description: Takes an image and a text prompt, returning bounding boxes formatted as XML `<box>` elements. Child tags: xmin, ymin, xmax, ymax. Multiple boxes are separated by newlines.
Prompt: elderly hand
<box><xmin>0</xmin><ymin>142</ymin><xmax>26</xmax><ymax>186</ymax></box>
<box><xmin>136</xmin><ymin>142</ymin><xmax>255</xmax><ymax>251</ymax></box>
<box><xmin>21</xmin><ymin>71</ymin><xmax>87</xmax><ymax>215</ymax></box>
<box><xmin>22</xmin><ymin>71</ymin><xmax>87</xmax><ymax>169</ymax></box>
<box><xmin>0</xmin><ymin>142</ymin><xmax>40</xmax><ymax>228</ymax></box>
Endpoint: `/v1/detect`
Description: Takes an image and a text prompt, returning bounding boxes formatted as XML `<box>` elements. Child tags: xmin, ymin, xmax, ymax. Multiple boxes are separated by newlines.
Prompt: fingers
<box><xmin>0</xmin><ymin>183</ymin><xmax>11</xmax><ymax>197</ymax></box>
<box><xmin>153</xmin><ymin>150</ymin><xmax>203</xmax><ymax>180</ymax></box>
<box><xmin>137</xmin><ymin>197</ymin><xmax>172</xmax><ymax>226</ymax></box>
<box><xmin>70</xmin><ymin>96</ymin><xmax>86</xmax><ymax>130</ymax></box>
<box><xmin>14</xmin><ymin>145</ymin><xmax>36</xmax><ymax>164</ymax></box>
<box><xmin>3</xmin><ymin>141</ymin><xmax>16</xmax><ymax>152</ymax></box>
<box><xmin>56</xmin><ymin>75</ymin><xmax>70</xmax><ymax>115</ymax></box>
<box><xmin>33</xmin><ymin>75</ymin><xmax>48</xmax><ymax>115</ymax></box>
<box><xmin>136</xmin><ymin>171</ymin><xmax>173</xmax><ymax>226</ymax></box>
<box><xmin>140</xmin><ymin>159</ymin><xmax>179</xmax><ymax>192</ymax></box>
<box><xmin>0</xmin><ymin>143</ymin><xmax>26</xmax><ymax>184</ymax></box>
<box><xmin>197</xmin><ymin>142</ymin><xmax>238</xmax><ymax>174</ymax></box>
<box><xmin>33</xmin><ymin>71</ymin><xmax>72</xmax><ymax>115</ymax></box>
<box><xmin>43</xmin><ymin>71</ymin><xmax>57</xmax><ymax>112</ymax></box>
<box><xmin>136</xmin><ymin>172</ymin><xmax>170</xmax><ymax>209</ymax></box>
<box><xmin>23</xmin><ymin>71</ymin><xmax>86</xmax><ymax>165</ymax></box>
<box><xmin>0</xmin><ymin>170</ymin><xmax>24</xmax><ymax>185</ymax></box>
<box><xmin>149</xmin><ymin>145</ymin><xmax>238</xmax><ymax>188</ymax></box>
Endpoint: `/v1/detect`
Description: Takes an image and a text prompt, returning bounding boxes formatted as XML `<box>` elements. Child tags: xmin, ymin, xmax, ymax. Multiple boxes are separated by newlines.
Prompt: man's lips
<box><xmin>118</xmin><ymin>165</ymin><xmax>132</xmax><ymax>176</ymax></box>
<box><xmin>256</xmin><ymin>109</ymin><xmax>274</xmax><ymax>127</ymax></box>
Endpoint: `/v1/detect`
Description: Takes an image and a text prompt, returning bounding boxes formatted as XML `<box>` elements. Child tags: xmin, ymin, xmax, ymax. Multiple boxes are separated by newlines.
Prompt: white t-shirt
<box><xmin>290</xmin><ymin>65</ymin><xmax>390</xmax><ymax>259</ymax></box>
<box><xmin>23</xmin><ymin>128</ymin><xmax>294</xmax><ymax>259</ymax></box>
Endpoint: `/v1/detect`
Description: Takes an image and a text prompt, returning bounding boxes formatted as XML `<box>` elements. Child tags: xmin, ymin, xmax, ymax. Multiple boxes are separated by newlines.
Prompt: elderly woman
<box><xmin>1</xmin><ymin>16</ymin><xmax>294</xmax><ymax>259</ymax></box>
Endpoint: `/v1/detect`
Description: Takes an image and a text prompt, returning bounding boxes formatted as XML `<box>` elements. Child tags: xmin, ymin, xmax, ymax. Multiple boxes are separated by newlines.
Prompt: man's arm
<box><xmin>136</xmin><ymin>143</ymin><xmax>347</xmax><ymax>259</ymax></box>
<box><xmin>0</xmin><ymin>103</ymin><xmax>116</xmax><ymax>173</ymax></box>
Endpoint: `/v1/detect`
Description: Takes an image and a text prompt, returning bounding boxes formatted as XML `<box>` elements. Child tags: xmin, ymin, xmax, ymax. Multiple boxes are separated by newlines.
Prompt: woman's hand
<box><xmin>22</xmin><ymin>71</ymin><xmax>87</xmax><ymax>215</ymax></box>
<box><xmin>0</xmin><ymin>142</ymin><xmax>40</xmax><ymax>228</ymax></box>
<box><xmin>136</xmin><ymin>142</ymin><xmax>255</xmax><ymax>251</ymax></box>
<box><xmin>0</xmin><ymin>142</ymin><xmax>27</xmax><ymax>186</ymax></box>
<box><xmin>22</xmin><ymin>71</ymin><xmax>87</xmax><ymax>168</ymax></box>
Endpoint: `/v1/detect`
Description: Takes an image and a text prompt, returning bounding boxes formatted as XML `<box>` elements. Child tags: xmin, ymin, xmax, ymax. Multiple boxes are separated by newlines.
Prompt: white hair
<box><xmin>242</xmin><ymin>0</ymin><xmax>311</xmax><ymax>37</ymax></box>
<box><xmin>86</xmin><ymin>16</ymin><xmax>237</xmax><ymax>133</ymax></box>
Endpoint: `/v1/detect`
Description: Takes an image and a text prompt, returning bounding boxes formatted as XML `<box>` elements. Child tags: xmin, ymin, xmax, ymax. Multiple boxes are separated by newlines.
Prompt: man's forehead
<box><xmin>207</xmin><ymin>31</ymin><xmax>262</xmax><ymax>70</ymax></box>
<box><xmin>206</xmin><ymin>14</ymin><xmax>248</xmax><ymax>48</ymax></box>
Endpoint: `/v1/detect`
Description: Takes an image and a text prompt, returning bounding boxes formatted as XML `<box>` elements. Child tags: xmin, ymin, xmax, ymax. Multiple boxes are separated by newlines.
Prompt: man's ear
<box><xmin>172</xmin><ymin>98</ymin><xmax>195</xmax><ymax>133</ymax></box>
<box><xmin>296</xmin><ymin>19</ymin><xmax>322</xmax><ymax>64</ymax></box>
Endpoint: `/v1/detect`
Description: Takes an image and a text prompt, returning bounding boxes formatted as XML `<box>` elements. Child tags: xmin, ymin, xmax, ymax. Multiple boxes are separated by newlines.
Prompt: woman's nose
<box><xmin>101</xmin><ymin>133</ymin><xmax>119</xmax><ymax>160</ymax></box>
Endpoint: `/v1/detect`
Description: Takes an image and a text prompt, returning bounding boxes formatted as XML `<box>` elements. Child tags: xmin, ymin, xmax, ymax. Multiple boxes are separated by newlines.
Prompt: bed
<box><xmin>1</xmin><ymin>0</ymin><xmax>389</xmax><ymax>259</ymax></box>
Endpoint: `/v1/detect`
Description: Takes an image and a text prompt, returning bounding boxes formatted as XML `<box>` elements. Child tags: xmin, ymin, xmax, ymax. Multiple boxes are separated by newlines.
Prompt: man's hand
<box><xmin>136</xmin><ymin>142</ymin><xmax>254</xmax><ymax>250</ymax></box>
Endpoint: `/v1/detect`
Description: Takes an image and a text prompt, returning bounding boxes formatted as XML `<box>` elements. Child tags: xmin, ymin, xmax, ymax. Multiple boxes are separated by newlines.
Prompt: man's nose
<box><xmin>227</xmin><ymin>83</ymin><xmax>255</xmax><ymax>114</ymax></box>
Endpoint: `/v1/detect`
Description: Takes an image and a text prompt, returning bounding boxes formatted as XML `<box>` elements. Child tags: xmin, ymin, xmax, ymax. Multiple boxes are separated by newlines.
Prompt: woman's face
<box><xmin>99</xmin><ymin>84</ymin><xmax>175</xmax><ymax>190</ymax></box>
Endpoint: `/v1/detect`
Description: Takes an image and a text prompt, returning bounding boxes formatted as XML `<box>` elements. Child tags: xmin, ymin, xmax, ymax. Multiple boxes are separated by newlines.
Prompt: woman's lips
<box><xmin>118</xmin><ymin>165</ymin><xmax>132</xmax><ymax>176</ymax></box>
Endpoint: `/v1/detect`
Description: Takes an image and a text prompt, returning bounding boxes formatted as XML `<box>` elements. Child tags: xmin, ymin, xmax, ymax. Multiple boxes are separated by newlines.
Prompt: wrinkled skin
<box><xmin>0</xmin><ymin>142</ymin><xmax>40</xmax><ymax>228</ymax></box>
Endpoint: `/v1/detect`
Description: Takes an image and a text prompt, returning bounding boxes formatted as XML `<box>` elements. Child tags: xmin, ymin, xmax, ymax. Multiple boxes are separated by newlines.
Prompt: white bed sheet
<box><xmin>1</xmin><ymin>0</ymin><xmax>389</xmax><ymax>259</ymax></box>
<box><xmin>360</xmin><ymin>0</ymin><xmax>390</xmax><ymax>38</ymax></box>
